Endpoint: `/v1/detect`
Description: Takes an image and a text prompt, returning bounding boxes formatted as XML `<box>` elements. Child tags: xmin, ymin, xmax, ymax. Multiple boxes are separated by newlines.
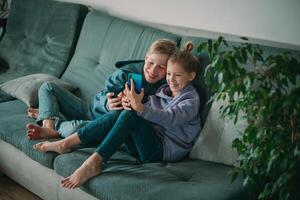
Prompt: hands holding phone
<box><xmin>106</xmin><ymin>92</ymin><xmax>123</xmax><ymax>111</ymax></box>
<box><xmin>107</xmin><ymin>73</ymin><xmax>144</xmax><ymax>111</ymax></box>
<box><xmin>123</xmin><ymin>79</ymin><xmax>144</xmax><ymax>112</ymax></box>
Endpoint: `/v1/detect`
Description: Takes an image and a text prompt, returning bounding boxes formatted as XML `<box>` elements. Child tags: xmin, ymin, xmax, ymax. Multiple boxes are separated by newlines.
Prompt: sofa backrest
<box><xmin>61</xmin><ymin>11</ymin><xmax>180</xmax><ymax>101</ymax></box>
<box><xmin>0</xmin><ymin>0</ymin><xmax>87</xmax><ymax>82</ymax></box>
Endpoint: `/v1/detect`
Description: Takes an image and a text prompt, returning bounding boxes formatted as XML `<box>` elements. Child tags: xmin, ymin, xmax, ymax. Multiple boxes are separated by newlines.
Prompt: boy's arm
<box><xmin>93</xmin><ymin>69</ymin><xmax>128</xmax><ymax>113</ymax></box>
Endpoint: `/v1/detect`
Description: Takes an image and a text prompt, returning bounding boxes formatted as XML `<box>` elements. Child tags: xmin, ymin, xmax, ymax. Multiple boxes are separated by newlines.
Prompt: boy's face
<box><xmin>143</xmin><ymin>53</ymin><xmax>168</xmax><ymax>84</ymax></box>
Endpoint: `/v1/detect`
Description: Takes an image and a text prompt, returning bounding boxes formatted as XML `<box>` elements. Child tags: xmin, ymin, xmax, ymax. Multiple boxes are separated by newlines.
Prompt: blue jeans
<box><xmin>37</xmin><ymin>82</ymin><xmax>94</xmax><ymax>137</ymax></box>
<box><xmin>77</xmin><ymin>110</ymin><xmax>163</xmax><ymax>163</ymax></box>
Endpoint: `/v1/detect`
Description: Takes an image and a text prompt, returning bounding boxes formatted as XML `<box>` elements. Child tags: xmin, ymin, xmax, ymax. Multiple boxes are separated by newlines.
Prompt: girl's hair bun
<box><xmin>184</xmin><ymin>41</ymin><xmax>194</xmax><ymax>52</ymax></box>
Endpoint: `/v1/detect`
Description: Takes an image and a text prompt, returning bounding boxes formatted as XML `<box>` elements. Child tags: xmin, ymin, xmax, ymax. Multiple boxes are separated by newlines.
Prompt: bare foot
<box><xmin>61</xmin><ymin>153</ymin><xmax>102</xmax><ymax>189</ymax></box>
<box><xmin>33</xmin><ymin>141</ymin><xmax>71</xmax><ymax>154</ymax></box>
<box><xmin>27</xmin><ymin>108</ymin><xmax>39</xmax><ymax>119</ymax></box>
<box><xmin>26</xmin><ymin>123</ymin><xmax>58</xmax><ymax>140</ymax></box>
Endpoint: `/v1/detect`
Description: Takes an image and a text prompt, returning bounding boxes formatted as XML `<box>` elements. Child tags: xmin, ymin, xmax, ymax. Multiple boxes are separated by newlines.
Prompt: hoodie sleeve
<box><xmin>139</xmin><ymin>94</ymin><xmax>200</xmax><ymax>127</ymax></box>
<box><xmin>92</xmin><ymin>69</ymin><xmax>129</xmax><ymax>113</ymax></box>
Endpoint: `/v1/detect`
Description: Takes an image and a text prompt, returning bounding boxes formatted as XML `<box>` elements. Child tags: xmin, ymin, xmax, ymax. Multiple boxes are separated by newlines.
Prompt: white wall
<box><xmin>60</xmin><ymin>0</ymin><xmax>300</xmax><ymax>50</ymax></box>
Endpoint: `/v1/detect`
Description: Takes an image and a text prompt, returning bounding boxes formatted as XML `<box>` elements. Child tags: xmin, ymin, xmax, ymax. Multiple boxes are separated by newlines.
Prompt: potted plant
<box><xmin>197</xmin><ymin>37</ymin><xmax>300</xmax><ymax>200</ymax></box>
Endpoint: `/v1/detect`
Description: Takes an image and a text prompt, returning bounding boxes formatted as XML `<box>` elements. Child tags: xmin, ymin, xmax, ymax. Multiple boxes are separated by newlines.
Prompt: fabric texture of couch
<box><xmin>0</xmin><ymin>0</ymin><xmax>87</xmax><ymax>83</ymax></box>
<box><xmin>0</xmin><ymin>0</ymin><xmax>278</xmax><ymax>200</ymax></box>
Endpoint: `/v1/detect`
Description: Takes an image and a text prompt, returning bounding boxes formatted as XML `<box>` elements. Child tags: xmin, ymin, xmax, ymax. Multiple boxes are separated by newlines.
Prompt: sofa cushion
<box><xmin>54</xmin><ymin>148</ymin><xmax>247</xmax><ymax>200</ymax></box>
<box><xmin>0</xmin><ymin>89</ymin><xmax>14</xmax><ymax>102</ymax></box>
<box><xmin>190</xmin><ymin>99</ymin><xmax>246</xmax><ymax>166</ymax></box>
<box><xmin>0</xmin><ymin>100</ymin><xmax>58</xmax><ymax>168</ymax></box>
<box><xmin>61</xmin><ymin>11</ymin><xmax>180</xmax><ymax>101</ymax></box>
<box><xmin>0</xmin><ymin>73</ymin><xmax>77</xmax><ymax>107</ymax></box>
<box><xmin>0</xmin><ymin>99</ymin><xmax>27</xmax><ymax>119</ymax></box>
<box><xmin>0</xmin><ymin>0</ymin><xmax>88</xmax><ymax>84</ymax></box>
<box><xmin>0</xmin><ymin>102</ymin><xmax>30</xmax><ymax>150</ymax></box>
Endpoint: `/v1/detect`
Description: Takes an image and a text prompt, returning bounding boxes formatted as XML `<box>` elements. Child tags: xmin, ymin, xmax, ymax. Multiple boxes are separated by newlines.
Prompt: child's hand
<box><xmin>119</xmin><ymin>90</ymin><xmax>132</xmax><ymax>110</ymax></box>
<box><xmin>125</xmin><ymin>79</ymin><xmax>144</xmax><ymax>112</ymax></box>
<box><xmin>106</xmin><ymin>92</ymin><xmax>123</xmax><ymax>111</ymax></box>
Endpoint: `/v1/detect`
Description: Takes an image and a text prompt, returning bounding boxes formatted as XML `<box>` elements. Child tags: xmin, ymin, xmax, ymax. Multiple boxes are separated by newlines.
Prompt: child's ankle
<box><xmin>43</xmin><ymin>119</ymin><xmax>55</xmax><ymax>129</ymax></box>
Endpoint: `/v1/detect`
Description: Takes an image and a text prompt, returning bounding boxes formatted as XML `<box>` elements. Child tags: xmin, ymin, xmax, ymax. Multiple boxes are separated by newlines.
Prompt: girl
<box><xmin>33</xmin><ymin>42</ymin><xmax>202</xmax><ymax>189</ymax></box>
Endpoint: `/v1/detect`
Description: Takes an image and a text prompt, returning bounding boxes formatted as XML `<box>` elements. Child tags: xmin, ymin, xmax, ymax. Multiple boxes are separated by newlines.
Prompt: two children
<box><xmin>33</xmin><ymin>41</ymin><xmax>202</xmax><ymax>189</ymax></box>
<box><xmin>26</xmin><ymin>39</ymin><xmax>177</xmax><ymax>140</ymax></box>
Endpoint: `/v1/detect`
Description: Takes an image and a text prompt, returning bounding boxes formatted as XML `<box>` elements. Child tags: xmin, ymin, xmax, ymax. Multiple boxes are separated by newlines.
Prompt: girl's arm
<box><xmin>140</xmin><ymin>98</ymin><xmax>199</xmax><ymax>126</ymax></box>
<box><xmin>124</xmin><ymin>79</ymin><xmax>145</xmax><ymax>112</ymax></box>
<box><xmin>126</xmin><ymin>80</ymin><xmax>200</xmax><ymax>127</ymax></box>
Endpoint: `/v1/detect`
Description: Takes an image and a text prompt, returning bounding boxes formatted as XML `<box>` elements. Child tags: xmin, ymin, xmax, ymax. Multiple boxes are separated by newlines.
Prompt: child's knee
<box><xmin>120</xmin><ymin>110</ymin><xmax>136</xmax><ymax>119</ymax></box>
<box><xmin>39</xmin><ymin>81</ymin><xmax>58</xmax><ymax>93</ymax></box>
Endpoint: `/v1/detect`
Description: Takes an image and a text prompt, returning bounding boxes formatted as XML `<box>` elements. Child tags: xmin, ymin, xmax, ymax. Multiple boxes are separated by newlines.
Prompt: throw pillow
<box><xmin>190</xmin><ymin>99</ymin><xmax>246</xmax><ymax>166</ymax></box>
<box><xmin>0</xmin><ymin>73</ymin><xmax>76</xmax><ymax>107</ymax></box>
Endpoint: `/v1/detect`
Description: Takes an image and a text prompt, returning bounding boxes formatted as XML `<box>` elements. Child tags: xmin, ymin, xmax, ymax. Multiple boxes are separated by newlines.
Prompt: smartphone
<box><xmin>127</xmin><ymin>73</ymin><xmax>142</xmax><ymax>93</ymax></box>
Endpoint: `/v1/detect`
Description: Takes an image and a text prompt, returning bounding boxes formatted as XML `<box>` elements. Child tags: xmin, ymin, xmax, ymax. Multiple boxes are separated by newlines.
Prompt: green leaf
<box><xmin>228</xmin><ymin>170</ymin><xmax>239</xmax><ymax>183</ymax></box>
<box><xmin>259</xmin><ymin>185</ymin><xmax>272</xmax><ymax>199</ymax></box>
<box><xmin>218</xmin><ymin>72</ymin><xmax>223</xmax><ymax>84</ymax></box>
<box><xmin>240</xmin><ymin>48</ymin><xmax>247</xmax><ymax>63</ymax></box>
<box><xmin>294</xmin><ymin>146</ymin><xmax>300</xmax><ymax>156</ymax></box>
<box><xmin>223</xmin><ymin>40</ymin><xmax>228</xmax><ymax>47</ymax></box>
<box><xmin>246</xmin><ymin>44</ymin><xmax>253</xmax><ymax>55</ymax></box>
<box><xmin>254</xmin><ymin>52</ymin><xmax>264</xmax><ymax>62</ymax></box>
<box><xmin>243</xmin><ymin>176</ymin><xmax>251</xmax><ymax>187</ymax></box>
<box><xmin>212</xmin><ymin>54</ymin><xmax>220</xmax><ymax>67</ymax></box>
<box><xmin>217</xmin><ymin>36</ymin><xmax>224</xmax><ymax>45</ymax></box>
<box><xmin>197</xmin><ymin>42</ymin><xmax>207</xmax><ymax>53</ymax></box>
<box><xmin>208</xmin><ymin>39</ymin><xmax>213</xmax><ymax>57</ymax></box>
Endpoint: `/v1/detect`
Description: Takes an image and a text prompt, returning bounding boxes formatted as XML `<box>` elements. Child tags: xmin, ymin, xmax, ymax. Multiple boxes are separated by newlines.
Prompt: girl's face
<box><xmin>143</xmin><ymin>53</ymin><xmax>168</xmax><ymax>84</ymax></box>
<box><xmin>166</xmin><ymin>61</ymin><xmax>196</xmax><ymax>97</ymax></box>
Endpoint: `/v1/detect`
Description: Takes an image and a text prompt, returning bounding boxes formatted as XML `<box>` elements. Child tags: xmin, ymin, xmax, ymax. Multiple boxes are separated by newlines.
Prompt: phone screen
<box><xmin>127</xmin><ymin>73</ymin><xmax>142</xmax><ymax>93</ymax></box>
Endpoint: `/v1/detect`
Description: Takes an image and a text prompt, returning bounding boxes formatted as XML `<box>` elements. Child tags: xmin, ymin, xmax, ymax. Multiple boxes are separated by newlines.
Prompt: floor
<box><xmin>0</xmin><ymin>174</ymin><xmax>41</xmax><ymax>200</ymax></box>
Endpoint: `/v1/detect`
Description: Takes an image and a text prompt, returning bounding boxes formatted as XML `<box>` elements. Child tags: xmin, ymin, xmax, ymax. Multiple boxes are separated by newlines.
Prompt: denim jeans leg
<box><xmin>37</xmin><ymin>81</ymin><xmax>89</xmax><ymax>122</ymax></box>
<box><xmin>126</xmin><ymin>114</ymin><xmax>163</xmax><ymax>163</ymax></box>
<box><xmin>95</xmin><ymin>110</ymin><xmax>163</xmax><ymax>163</ymax></box>
<box><xmin>56</xmin><ymin>120</ymin><xmax>90</xmax><ymax>138</ymax></box>
<box><xmin>77</xmin><ymin>110</ymin><xmax>121</xmax><ymax>144</ymax></box>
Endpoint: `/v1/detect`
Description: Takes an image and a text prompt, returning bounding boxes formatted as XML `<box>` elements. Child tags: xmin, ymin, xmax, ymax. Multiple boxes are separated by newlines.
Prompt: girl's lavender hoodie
<box><xmin>138</xmin><ymin>83</ymin><xmax>201</xmax><ymax>161</ymax></box>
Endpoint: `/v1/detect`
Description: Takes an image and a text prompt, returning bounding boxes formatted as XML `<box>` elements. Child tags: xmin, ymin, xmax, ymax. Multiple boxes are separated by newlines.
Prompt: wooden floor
<box><xmin>0</xmin><ymin>174</ymin><xmax>41</xmax><ymax>200</ymax></box>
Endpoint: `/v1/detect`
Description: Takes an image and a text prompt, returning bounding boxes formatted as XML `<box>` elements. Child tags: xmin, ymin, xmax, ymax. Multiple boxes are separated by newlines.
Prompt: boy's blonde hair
<box><xmin>147</xmin><ymin>39</ymin><xmax>178</xmax><ymax>56</ymax></box>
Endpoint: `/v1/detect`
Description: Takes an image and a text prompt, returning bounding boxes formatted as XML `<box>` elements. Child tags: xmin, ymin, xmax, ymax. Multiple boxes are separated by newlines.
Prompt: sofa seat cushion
<box><xmin>54</xmin><ymin>148</ymin><xmax>248</xmax><ymax>200</ymax></box>
<box><xmin>0</xmin><ymin>100</ymin><xmax>58</xmax><ymax>168</ymax></box>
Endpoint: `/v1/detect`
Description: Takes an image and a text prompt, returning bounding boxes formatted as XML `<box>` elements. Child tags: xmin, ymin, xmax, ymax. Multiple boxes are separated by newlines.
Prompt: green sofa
<box><xmin>2</xmin><ymin>0</ymin><xmax>295</xmax><ymax>199</ymax></box>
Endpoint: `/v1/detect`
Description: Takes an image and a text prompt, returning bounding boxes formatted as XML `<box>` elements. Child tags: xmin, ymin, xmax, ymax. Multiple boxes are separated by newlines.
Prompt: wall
<box><xmin>60</xmin><ymin>0</ymin><xmax>300</xmax><ymax>51</ymax></box>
